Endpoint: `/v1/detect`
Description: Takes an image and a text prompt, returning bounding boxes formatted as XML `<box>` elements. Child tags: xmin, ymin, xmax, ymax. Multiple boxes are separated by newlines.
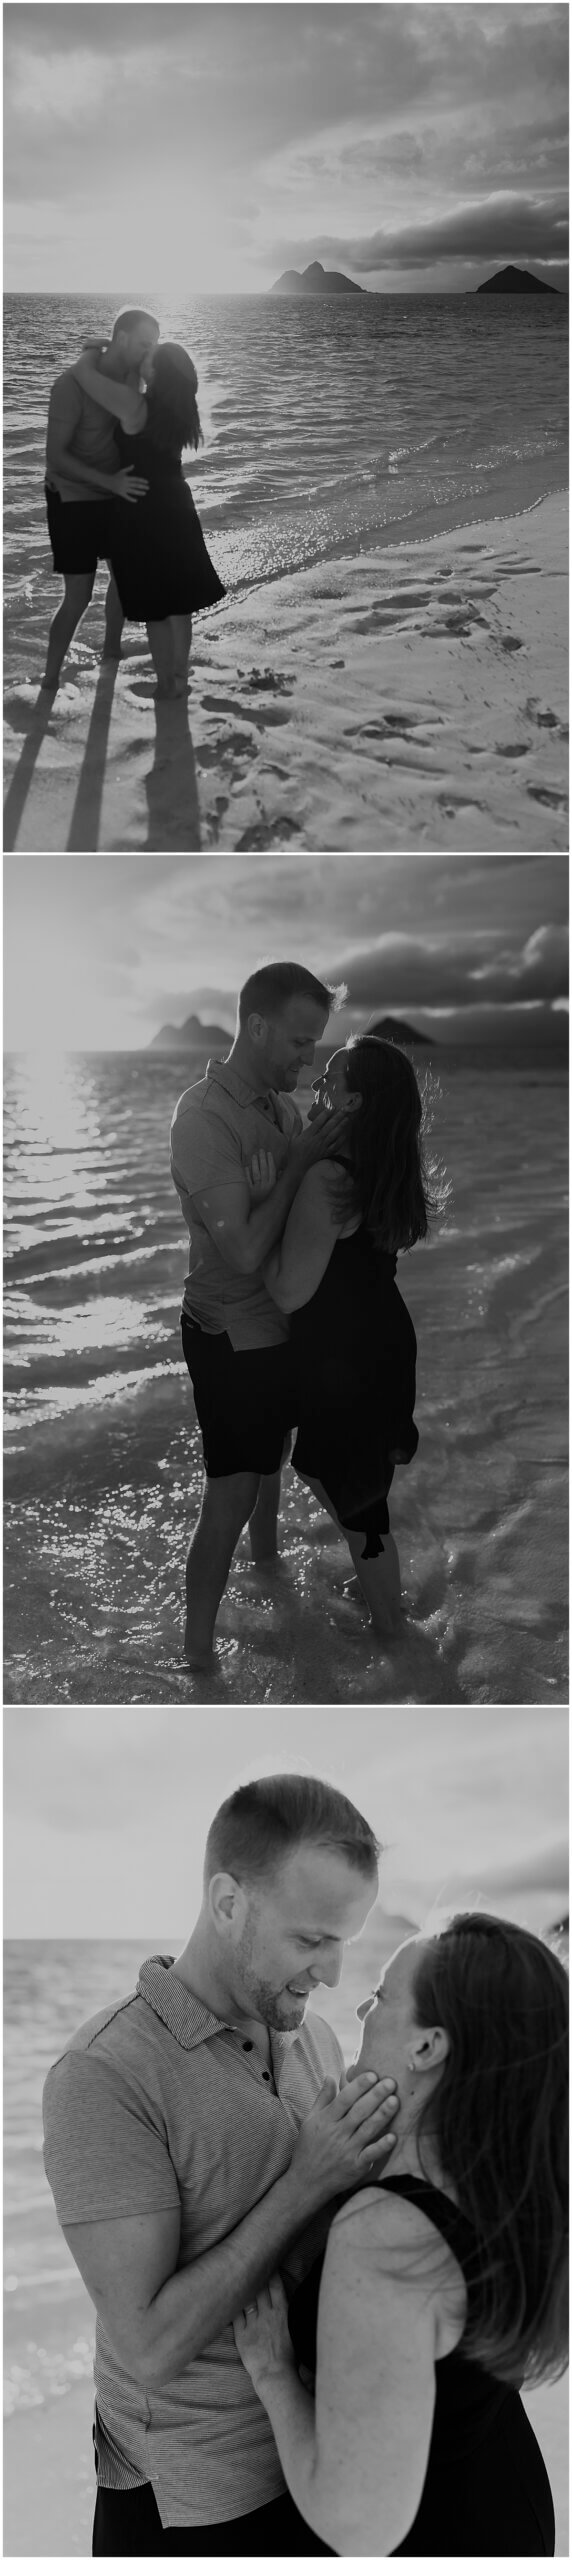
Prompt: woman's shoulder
<box><xmin>326</xmin><ymin>2185</ymin><xmax>467</xmax><ymax>2347</ymax></box>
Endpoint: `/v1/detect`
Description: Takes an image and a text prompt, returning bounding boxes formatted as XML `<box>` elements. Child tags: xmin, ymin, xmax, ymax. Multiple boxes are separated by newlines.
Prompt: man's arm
<box><xmin>57</xmin><ymin>2074</ymin><xmax>398</xmax><ymax>2391</ymax></box>
<box><xmin>46</xmin><ymin>376</ymin><xmax>146</xmax><ymax>498</ymax></box>
<box><xmin>72</xmin><ymin>357</ymin><xmax>147</xmax><ymax>434</ymax></box>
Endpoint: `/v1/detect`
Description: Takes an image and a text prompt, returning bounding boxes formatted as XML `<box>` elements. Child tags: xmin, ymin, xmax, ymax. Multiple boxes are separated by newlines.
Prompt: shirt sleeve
<box><xmin>171</xmin><ymin>1105</ymin><xmax>246</xmax><ymax>1200</ymax></box>
<box><xmin>43</xmin><ymin>2050</ymin><xmax>180</xmax><ymax>2224</ymax></box>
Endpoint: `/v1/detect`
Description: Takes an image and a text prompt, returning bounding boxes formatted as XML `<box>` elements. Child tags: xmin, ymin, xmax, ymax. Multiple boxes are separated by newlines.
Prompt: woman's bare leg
<box><xmin>146</xmin><ymin>619</ymin><xmax>176</xmax><ymax>696</ymax></box>
<box><xmin>171</xmin><ymin>614</ymin><xmax>193</xmax><ymax>695</ymax></box>
<box><xmin>303</xmin><ymin>1474</ymin><xmax>402</xmax><ymax>1637</ymax></box>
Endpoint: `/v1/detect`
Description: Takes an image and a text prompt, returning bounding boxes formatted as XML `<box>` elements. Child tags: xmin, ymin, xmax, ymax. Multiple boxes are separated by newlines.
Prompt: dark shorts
<box><xmin>45</xmin><ymin>485</ymin><xmax>119</xmax><ymax>576</ymax></box>
<box><xmin>181</xmin><ymin>1314</ymin><xmax>293</xmax><ymax>1478</ymax></box>
<box><xmin>92</xmin><ymin>2482</ymin><xmax>331</xmax><ymax>2554</ymax></box>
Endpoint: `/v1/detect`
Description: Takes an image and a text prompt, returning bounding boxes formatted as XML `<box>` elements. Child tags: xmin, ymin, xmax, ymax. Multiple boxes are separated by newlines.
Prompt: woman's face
<box><xmin>348</xmin><ymin>1936</ymin><xmax>423</xmax><ymax>2089</ymax></box>
<box><xmin>311</xmin><ymin>1049</ymin><xmax>354</xmax><ymax>1118</ymax></box>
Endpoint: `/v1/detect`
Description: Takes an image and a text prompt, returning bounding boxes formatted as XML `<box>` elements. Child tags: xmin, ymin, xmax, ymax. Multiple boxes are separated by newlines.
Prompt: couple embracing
<box><xmin>171</xmin><ymin>961</ymin><xmax>426</xmax><ymax>1672</ymax></box>
<box><xmin>43</xmin><ymin>306</ymin><xmax>224</xmax><ymax>700</ymax></box>
<box><xmin>43</xmin><ymin>1771</ymin><xmax>566</xmax><ymax>2554</ymax></box>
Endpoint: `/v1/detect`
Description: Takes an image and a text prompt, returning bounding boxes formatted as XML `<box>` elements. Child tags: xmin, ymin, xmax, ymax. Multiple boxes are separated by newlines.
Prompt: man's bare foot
<box><xmin>184</xmin><ymin>1636</ymin><xmax>218</xmax><ymax>1674</ymax></box>
<box><xmin>40</xmin><ymin>671</ymin><xmax>60</xmax><ymax>693</ymax></box>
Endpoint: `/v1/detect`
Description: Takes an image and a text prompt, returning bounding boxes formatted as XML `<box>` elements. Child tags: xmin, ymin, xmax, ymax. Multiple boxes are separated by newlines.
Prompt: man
<box><xmin>170</xmin><ymin>961</ymin><xmax>342</xmax><ymax>1672</ymax></box>
<box><xmin>42</xmin><ymin>305</ymin><xmax>159</xmax><ymax>691</ymax></box>
<box><xmin>43</xmin><ymin>1772</ymin><xmax>398</xmax><ymax>2557</ymax></box>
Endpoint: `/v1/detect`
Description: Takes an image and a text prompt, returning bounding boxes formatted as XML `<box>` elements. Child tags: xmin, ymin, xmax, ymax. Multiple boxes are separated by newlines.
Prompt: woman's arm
<box><xmin>250</xmin><ymin>2194</ymin><xmax>441</xmax><ymax>2555</ymax></box>
<box><xmin>262</xmin><ymin>1163</ymin><xmax>352</xmax><ymax>1312</ymax></box>
<box><xmin>72</xmin><ymin>358</ymin><xmax>147</xmax><ymax>435</ymax></box>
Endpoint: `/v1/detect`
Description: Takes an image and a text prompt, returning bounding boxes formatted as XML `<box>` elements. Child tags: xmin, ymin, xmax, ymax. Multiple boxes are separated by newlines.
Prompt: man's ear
<box><xmin>208</xmin><ymin>1870</ymin><xmax>248</xmax><ymax>1938</ymax></box>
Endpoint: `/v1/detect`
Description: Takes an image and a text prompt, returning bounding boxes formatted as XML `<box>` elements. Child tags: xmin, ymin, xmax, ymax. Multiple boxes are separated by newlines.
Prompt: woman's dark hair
<box><xmin>205</xmin><ymin>1773</ymin><xmax>380</xmax><ymax>1888</ymax></box>
<box><xmin>413</xmin><ymin>1912</ymin><xmax>569</xmax><ymax>2386</ymax></box>
<box><xmin>337</xmin><ymin>1036</ymin><xmax>441</xmax><ymax>1252</ymax></box>
<box><xmin>145</xmin><ymin>341</ymin><xmax>203</xmax><ymax>454</ymax></box>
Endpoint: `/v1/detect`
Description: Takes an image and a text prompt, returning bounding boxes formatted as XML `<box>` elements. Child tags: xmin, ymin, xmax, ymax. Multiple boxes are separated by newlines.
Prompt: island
<box><xmin>476</xmin><ymin>265</ymin><xmax>560</xmax><ymax>295</ymax></box>
<box><xmin>150</xmin><ymin>1011</ymin><xmax>229</xmax><ymax>1052</ymax></box>
<box><xmin>271</xmin><ymin>260</ymin><xmax>364</xmax><ymax>296</ymax></box>
<box><xmin>369</xmin><ymin>1015</ymin><xmax>432</xmax><ymax>1046</ymax></box>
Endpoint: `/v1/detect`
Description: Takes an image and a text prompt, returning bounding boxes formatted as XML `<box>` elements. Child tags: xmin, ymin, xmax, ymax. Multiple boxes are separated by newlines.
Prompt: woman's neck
<box><xmin>379</xmin><ymin>2121</ymin><xmax>459</xmax><ymax>2205</ymax></box>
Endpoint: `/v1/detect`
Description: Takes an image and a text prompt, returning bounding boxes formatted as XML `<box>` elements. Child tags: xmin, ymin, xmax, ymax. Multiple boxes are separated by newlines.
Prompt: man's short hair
<box><xmin>111</xmin><ymin>306</ymin><xmax>159</xmax><ymax>340</ymax></box>
<box><xmin>238</xmin><ymin>962</ymin><xmax>340</xmax><ymax>1026</ymax></box>
<box><xmin>204</xmin><ymin>1773</ymin><xmax>380</xmax><ymax>1889</ymax></box>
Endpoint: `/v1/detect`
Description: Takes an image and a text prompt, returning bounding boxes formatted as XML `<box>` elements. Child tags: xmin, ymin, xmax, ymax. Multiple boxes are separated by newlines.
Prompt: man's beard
<box><xmin>236</xmin><ymin>1919</ymin><xmax>308</xmax><ymax>2033</ymax></box>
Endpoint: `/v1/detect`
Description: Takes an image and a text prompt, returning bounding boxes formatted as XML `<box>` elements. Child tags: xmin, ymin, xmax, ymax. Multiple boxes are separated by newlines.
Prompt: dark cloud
<box><xmin>273</xmin><ymin>193</ymin><xmax>568</xmax><ymax>279</ymax></box>
<box><xmin>321</xmin><ymin>925</ymin><xmax>568</xmax><ymax>1011</ymax></box>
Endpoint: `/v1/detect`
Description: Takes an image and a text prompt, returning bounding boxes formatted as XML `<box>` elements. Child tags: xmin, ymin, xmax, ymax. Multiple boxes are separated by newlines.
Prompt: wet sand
<box><xmin>4</xmin><ymin>491</ymin><xmax>568</xmax><ymax>853</ymax></box>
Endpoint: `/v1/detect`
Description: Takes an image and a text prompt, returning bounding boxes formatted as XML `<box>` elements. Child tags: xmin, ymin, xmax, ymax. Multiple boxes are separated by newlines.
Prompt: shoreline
<box><xmin>4</xmin><ymin>486</ymin><xmax>568</xmax><ymax>853</ymax></box>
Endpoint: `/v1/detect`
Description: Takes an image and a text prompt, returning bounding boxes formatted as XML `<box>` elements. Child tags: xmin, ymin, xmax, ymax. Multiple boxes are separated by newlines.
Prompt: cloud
<box><xmin>272</xmin><ymin>191</ymin><xmax>569</xmax><ymax>278</ymax></box>
<box><xmin>322</xmin><ymin>925</ymin><xmax>569</xmax><ymax>1011</ymax></box>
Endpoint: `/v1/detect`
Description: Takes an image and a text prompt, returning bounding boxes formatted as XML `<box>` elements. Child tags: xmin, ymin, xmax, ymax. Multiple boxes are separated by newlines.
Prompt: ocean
<box><xmin>3</xmin><ymin>288</ymin><xmax>568</xmax><ymax>676</ymax></box>
<box><xmin>3</xmin><ymin>1042</ymin><xmax>568</xmax><ymax>1706</ymax></box>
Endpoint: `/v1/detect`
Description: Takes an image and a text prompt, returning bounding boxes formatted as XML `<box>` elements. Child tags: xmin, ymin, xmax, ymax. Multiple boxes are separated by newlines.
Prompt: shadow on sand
<box><xmin>3</xmin><ymin>688</ymin><xmax>56</xmax><ymax>851</ymax></box>
<box><xmin>4</xmin><ymin>671</ymin><xmax>203</xmax><ymax>851</ymax></box>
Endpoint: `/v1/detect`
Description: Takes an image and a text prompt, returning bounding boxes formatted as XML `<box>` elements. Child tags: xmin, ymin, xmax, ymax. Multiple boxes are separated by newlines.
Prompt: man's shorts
<box><xmin>45</xmin><ymin>486</ymin><xmax>119</xmax><ymax>576</ymax></box>
<box><xmin>181</xmin><ymin>1315</ymin><xmax>294</xmax><ymax>1478</ymax></box>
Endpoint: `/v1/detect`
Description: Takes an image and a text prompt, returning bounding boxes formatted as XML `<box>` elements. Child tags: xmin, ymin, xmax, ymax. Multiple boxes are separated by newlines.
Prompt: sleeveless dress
<box><xmin>289</xmin><ymin>1221</ymin><xmax>418</xmax><ymax>1555</ymax></box>
<box><xmin>109</xmin><ymin>423</ymin><xmax>225</xmax><ymax>622</ymax></box>
<box><xmin>287</xmin><ymin>2175</ymin><xmax>556</xmax><ymax>2556</ymax></box>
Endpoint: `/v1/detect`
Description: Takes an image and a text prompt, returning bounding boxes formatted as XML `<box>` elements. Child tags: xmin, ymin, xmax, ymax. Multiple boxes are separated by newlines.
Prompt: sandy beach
<box><xmin>4</xmin><ymin>490</ymin><xmax>568</xmax><ymax>853</ymax></box>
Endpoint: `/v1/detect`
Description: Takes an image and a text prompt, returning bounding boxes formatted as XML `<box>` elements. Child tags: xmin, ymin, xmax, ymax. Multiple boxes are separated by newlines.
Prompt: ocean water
<box><xmin>3</xmin><ymin>289</ymin><xmax>568</xmax><ymax>673</ymax></box>
<box><xmin>3</xmin><ymin>1042</ymin><xmax>568</xmax><ymax>1705</ymax></box>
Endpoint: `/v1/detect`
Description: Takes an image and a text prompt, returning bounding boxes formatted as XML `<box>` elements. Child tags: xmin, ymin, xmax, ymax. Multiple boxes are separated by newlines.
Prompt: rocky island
<box><xmin>477</xmin><ymin>265</ymin><xmax>560</xmax><ymax>294</ymax></box>
<box><xmin>369</xmin><ymin>1016</ymin><xmax>431</xmax><ymax>1046</ymax></box>
<box><xmin>271</xmin><ymin>260</ymin><xmax>364</xmax><ymax>295</ymax></box>
<box><xmin>150</xmin><ymin>1011</ymin><xmax>229</xmax><ymax>1052</ymax></box>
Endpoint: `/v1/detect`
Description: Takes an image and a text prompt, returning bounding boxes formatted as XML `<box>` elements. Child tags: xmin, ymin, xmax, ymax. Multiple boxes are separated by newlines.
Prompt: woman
<box><xmin>249</xmin><ymin>1037</ymin><xmax>437</xmax><ymax>1640</ymax></box>
<box><xmin>235</xmin><ymin>1912</ymin><xmax>568</xmax><ymax>2555</ymax></box>
<box><xmin>74</xmin><ymin>339</ymin><xmax>225</xmax><ymax>697</ymax></box>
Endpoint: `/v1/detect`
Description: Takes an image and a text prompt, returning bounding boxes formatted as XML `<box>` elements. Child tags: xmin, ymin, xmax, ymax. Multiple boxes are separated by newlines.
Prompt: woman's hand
<box><xmin>234</xmin><ymin>2275</ymin><xmax>295</xmax><ymax>2397</ymax></box>
<box><xmin>112</xmin><ymin>467</ymin><xmax>149</xmax><ymax>503</ymax></box>
<box><xmin>245</xmin><ymin>1147</ymin><xmax>278</xmax><ymax>1200</ymax></box>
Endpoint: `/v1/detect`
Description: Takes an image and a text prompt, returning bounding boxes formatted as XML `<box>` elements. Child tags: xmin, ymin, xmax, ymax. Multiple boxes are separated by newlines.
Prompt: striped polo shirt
<box><xmin>170</xmin><ymin>1057</ymin><xmax>303</xmax><ymax>1350</ymax></box>
<box><xmin>43</xmin><ymin>1956</ymin><xmax>343</xmax><ymax>2529</ymax></box>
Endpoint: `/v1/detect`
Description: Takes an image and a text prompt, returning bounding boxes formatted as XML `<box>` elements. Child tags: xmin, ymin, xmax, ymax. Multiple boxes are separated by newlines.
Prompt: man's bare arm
<box><xmin>191</xmin><ymin>1116</ymin><xmax>342</xmax><ymax>1278</ymax></box>
<box><xmin>61</xmin><ymin>2074</ymin><xmax>398</xmax><ymax>2389</ymax></box>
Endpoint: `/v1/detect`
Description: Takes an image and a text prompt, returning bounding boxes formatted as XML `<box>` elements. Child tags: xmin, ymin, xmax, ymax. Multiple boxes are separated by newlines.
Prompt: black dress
<box><xmin>290</xmin><ymin>1222</ymin><xmax>418</xmax><ymax>1556</ymax></box>
<box><xmin>287</xmin><ymin>2176</ymin><xmax>556</xmax><ymax>2557</ymax></box>
<box><xmin>110</xmin><ymin>423</ymin><xmax>226</xmax><ymax>622</ymax></box>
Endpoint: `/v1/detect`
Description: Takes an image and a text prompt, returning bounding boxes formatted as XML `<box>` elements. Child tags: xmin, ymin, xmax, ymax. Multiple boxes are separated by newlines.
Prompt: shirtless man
<box><xmin>42</xmin><ymin>305</ymin><xmax>159</xmax><ymax>691</ymax></box>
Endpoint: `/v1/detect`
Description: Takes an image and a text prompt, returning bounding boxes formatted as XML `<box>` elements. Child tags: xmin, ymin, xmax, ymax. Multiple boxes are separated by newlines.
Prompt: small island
<box><xmin>150</xmin><ymin>1011</ymin><xmax>229</xmax><ymax>1052</ymax></box>
<box><xmin>271</xmin><ymin>260</ymin><xmax>364</xmax><ymax>296</ymax></box>
<box><xmin>369</xmin><ymin>1016</ymin><xmax>432</xmax><ymax>1047</ymax></box>
<box><xmin>477</xmin><ymin>265</ymin><xmax>560</xmax><ymax>295</ymax></box>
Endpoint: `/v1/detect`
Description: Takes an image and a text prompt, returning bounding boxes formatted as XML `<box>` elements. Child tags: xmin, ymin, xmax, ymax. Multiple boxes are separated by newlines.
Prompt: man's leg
<box><xmin>42</xmin><ymin>571</ymin><xmax>95</xmax><ymax>689</ymax></box>
<box><xmin>185</xmin><ymin>1471</ymin><xmax>261</xmax><ymax>1669</ymax></box>
<box><xmin>102</xmin><ymin>564</ymin><xmax>125</xmax><ymax>660</ymax></box>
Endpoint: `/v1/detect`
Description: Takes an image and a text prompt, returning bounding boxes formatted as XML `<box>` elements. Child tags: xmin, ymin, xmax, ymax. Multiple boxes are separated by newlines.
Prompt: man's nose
<box><xmin>315</xmin><ymin>1947</ymin><xmax>343</xmax><ymax>1988</ymax></box>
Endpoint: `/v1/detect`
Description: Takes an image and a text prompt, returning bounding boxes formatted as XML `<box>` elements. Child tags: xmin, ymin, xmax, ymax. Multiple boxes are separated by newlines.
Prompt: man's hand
<box><xmin>112</xmin><ymin>467</ymin><xmax>149</xmax><ymax>503</ymax></box>
<box><xmin>291</xmin><ymin>1107</ymin><xmax>353</xmax><ymax>1177</ymax></box>
<box><xmin>287</xmin><ymin>2072</ymin><xmax>398</xmax><ymax>2210</ymax></box>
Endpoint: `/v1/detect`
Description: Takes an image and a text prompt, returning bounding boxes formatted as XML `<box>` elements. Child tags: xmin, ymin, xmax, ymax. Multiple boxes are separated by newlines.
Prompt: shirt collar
<box><xmin>138</xmin><ymin>1956</ymin><xmax>229</xmax><ymax>2050</ymax></box>
<box><xmin>138</xmin><ymin>1955</ymin><xmax>303</xmax><ymax>2071</ymax></box>
<box><xmin>206</xmin><ymin>1057</ymin><xmax>281</xmax><ymax>1117</ymax></box>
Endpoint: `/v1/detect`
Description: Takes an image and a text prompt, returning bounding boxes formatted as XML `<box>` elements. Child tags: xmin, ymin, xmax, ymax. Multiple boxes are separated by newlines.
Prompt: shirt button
<box><xmin>262</xmin><ymin>2070</ymin><xmax>271</xmax><ymax>2081</ymax></box>
<box><xmin>242</xmin><ymin>2040</ymin><xmax>253</xmax><ymax>2051</ymax></box>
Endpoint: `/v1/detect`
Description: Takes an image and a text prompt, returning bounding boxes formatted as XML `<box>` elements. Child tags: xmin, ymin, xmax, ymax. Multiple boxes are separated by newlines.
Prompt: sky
<box><xmin>3</xmin><ymin>853</ymin><xmax>568</xmax><ymax>1052</ymax></box>
<box><xmin>5</xmin><ymin>2</ymin><xmax>568</xmax><ymax>297</ymax></box>
<box><xmin>4</xmin><ymin>1705</ymin><xmax>568</xmax><ymax>1939</ymax></box>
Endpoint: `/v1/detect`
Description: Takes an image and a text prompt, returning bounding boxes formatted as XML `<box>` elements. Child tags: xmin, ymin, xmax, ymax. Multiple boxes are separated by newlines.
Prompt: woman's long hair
<box><xmin>145</xmin><ymin>342</ymin><xmax>203</xmax><ymax>455</ymax></box>
<box><xmin>414</xmin><ymin>1913</ymin><xmax>569</xmax><ymax>2386</ymax></box>
<box><xmin>337</xmin><ymin>1037</ymin><xmax>443</xmax><ymax>1252</ymax></box>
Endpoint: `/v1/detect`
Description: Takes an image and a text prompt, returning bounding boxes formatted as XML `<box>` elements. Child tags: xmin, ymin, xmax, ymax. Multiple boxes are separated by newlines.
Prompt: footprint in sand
<box><xmin>241</xmin><ymin>668</ymin><xmax>294</xmax><ymax>695</ymax></box>
<box><xmin>500</xmin><ymin>635</ymin><xmax>524</xmax><ymax>653</ymax></box>
<box><xmin>526</xmin><ymin>697</ymin><xmax>568</xmax><ymax>737</ymax></box>
<box><xmin>201</xmin><ymin>693</ymin><xmax>291</xmax><ymax>729</ymax></box>
<box><xmin>526</xmin><ymin>784</ymin><xmax>568</xmax><ymax>812</ymax></box>
<box><xmin>236</xmin><ymin>816</ymin><xmax>305</xmax><ymax>849</ymax></box>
